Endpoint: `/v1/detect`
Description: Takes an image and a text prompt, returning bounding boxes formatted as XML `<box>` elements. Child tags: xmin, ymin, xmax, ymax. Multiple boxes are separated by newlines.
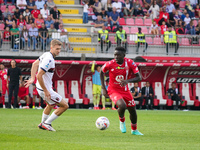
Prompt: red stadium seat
<box><xmin>139</xmin><ymin>0</ymin><xmax>144</xmax><ymax>7</ymax></box>
<box><xmin>68</xmin><ymin>80</ymin><xmax>89</xmax><ymax>105</ymax></box>
<box><xmin>135</xmin><ymin>18</ymin><xmax>144</xmax><ymax>26</ymax></box>
<box><xmin>123</xmin><ymin>26</ymin><xmax>130</xmax><ymax>33</ymax></box>
<box><xmin>119</xmin><ymin>0</ymin><xmax>125</xmax><ymax>3</ymax></box>
<box><xmin>144</xmin><ymin>18</ymin><xmax>152</xmax><ymax>26</ymax></box>
<box><xmin>127</xmin><ymin>36</ymin><xmax>135</xmax><ymax>44</ymax></box>
<box><xmin>88</xmin><ymin>7</ymin><xmax>94</xmax><ymax>15</ymax></box>
<box><xmin>145</xmin><ymin>37</ymin><xmax>153</xmax><ymax>45</ymax></box>
<box><xmin>0</xmin><ymin>24</ymin><xmax>5</xmax><ymax>30</ymax></box>
<box><xmin>179</xmin><ymin>1</ymin><xmax>186</xmax><ymax>8</ymax></box>
<box><xmin>152</xmin><ymin>82</ymin><xmax>167</xmax><ymax>106</ymax></box>
<box><xmin>119</xmin><ymin>18</ymin><xmax>126</xmax><ymax>25</ymax></box>
<box><xmin>179</xmin><ymin>83</ymin><xmax>199</xmax><ymax>106</ymax></box>
<box><xmin>130</xmin><ymin>27</ymin><xmax>138</xmax><ymax>34</ymax></box>
<box><xmin>1</xmin><ymin>5</ymin><xmax>6</xmax><ymax>13</ymax></box>
<box><xmin>181</xmin><ymin>38</ymin><xmax>190</xmax><ymax>46</ymax></box>
<box><xmin>82</xmin><ymin>80</ymin><xmax>93</xmax><ymax>104</ymax></box>
<box><xmin>8</xmin><ymin>5</ymin><xmax>16</xmax><ymax>13</ymax></box>
<box><xmin>26</xmin><ymin>24</ymin><xmax>32</xmax><ymax>30</ymax></box>
<box><xmin>126</xmin><ymin>18</ymin><xmax>134</xmax><ymax>25</ymax></box>
<box><xmin>141</xmin><ymin>27</ymin><xmax>148</xmax><ymax>34</ymax></box>
<box><xmin>153</xmin><ymin>37</ymin><xmax>162</xmax><ymax>45</ymax></box>
<box><xmin>109</xmin><ymin>36</ymin><xmax>116</xmax><ymax>44</ymax></box>
<box><xmin>54</xmin><ymin>80</ymin><xmax>69</xmax><ymax>103</ymax></box>
<box><xmin>193</xmin><ymin>20</ymin><xmax>198</xmax><ymax>26</ymax></box>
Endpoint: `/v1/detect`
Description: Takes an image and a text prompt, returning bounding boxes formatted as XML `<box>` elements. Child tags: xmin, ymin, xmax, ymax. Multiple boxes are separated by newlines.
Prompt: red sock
<box><xmin>2</xmin><ymin>95</ymin><xmax>5</xmax><ymax>105</ymax></box>
<box><xmin>131</xmin><ymin>123</ymin><xmax>137</xmax><ymax>130</ymax></box>
<box><xmin>32</xmin><ymin>102</ymin><xmax>35</xmax><ymax>106</ymax></box>
<box><xmin>26</xmin><ymin>103</ymin><xmax>29</xmax><ymax>106</ymax></box>
<box><xmin>119</xmin><ymin>116</ymin><xmax>125</xmax><ymax>122</ymax></box>
<box><xmin>38</xmin><ymin>102</ymin><xmax>41</xmax><ymax>106</ymax></box>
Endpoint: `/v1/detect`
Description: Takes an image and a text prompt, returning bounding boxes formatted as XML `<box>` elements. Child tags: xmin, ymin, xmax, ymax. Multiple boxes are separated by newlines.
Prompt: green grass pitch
<box><xmin>0</xmin><ymin>109</ymin><xmax>200</xmax><ymax>150</ymax></box>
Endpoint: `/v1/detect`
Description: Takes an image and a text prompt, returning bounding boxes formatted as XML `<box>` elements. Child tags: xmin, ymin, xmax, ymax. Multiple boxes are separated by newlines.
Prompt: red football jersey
<box><xmin>18</xmin><ymin>86</ymin><xmax>29</xmax><ymax>97</ymax></box>
<box><xmin>161</xmin><ymin>25</ymin><xmax>168</xmax><ymax>34</ymax></box>
<box><xmin>31</xmin><ymin>10</ymin><xmax>40</xmax><ymax>19</ymax></box>
<box><xmin>102</xmin><ymin>58</ymin><xmax>139</xmax><ymax>92</ymax></box>
<box><xmin>0</xmin><ymin>69</ymin><xmax>8</xmax><ymax>84</ymax></box>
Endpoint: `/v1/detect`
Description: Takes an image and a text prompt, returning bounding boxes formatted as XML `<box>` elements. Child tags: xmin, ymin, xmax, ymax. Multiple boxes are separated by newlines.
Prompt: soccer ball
<box><xmin>95</xmin><ymin>116</ymin><xmax>110</xmax><ymax>130</ymax></box>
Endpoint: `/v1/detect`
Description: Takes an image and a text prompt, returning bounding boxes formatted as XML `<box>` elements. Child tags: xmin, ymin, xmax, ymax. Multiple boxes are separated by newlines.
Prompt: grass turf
<box><xmin>0</xmin><ymin>109</ymin><xmax>200</xmax><ymax>150</ymax></box>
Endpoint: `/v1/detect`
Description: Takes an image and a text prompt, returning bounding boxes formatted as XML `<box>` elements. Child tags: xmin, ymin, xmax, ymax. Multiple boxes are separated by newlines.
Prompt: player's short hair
<box><xmin>11</xmin><ymin>59</ymin><xmax>16</xmax><ymax>64</ymax></box>
<box><xmin>50</xmin><ymin>39</ymin><xmax>62</xmax><ymax>47</ymax></box>
<box><xmin>115</xmin><ymin>46</ymin><xmax>126</xmax><ymax>53</ymax></box>
<box><xmin>172</xmin><ymin>82</ymin><xmax>176</xmax><ymax>85</ymax></box>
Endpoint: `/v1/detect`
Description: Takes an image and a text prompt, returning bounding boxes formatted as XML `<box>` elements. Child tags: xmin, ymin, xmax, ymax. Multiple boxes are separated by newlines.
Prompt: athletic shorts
<box><xmin>33</xmin><ymin>88</ymin><xmax>38</xmax><ymax>96</ymax></box>
<box><xmin>18</xmin><ymin>96</ymin><xmax>27</xmax><ymax>100</ymax></box>
<box><xmin>108</xmin><ymin>90</ymin><xmax>136</xmax><ymax>107</ymax></box>
<box><xmin>1</xmin><ymin>83</ymin><xmax>8</xmax><ymax>95</ymax></box>
<box><xmin>37</xmin><ymin>87</ymin><xmax>62</xmax><ymax>105</ymax></box>
<box><xmin>93</xmin><ymin>84</ymin><xmax>101</xmax><ymax>95</ymax></box>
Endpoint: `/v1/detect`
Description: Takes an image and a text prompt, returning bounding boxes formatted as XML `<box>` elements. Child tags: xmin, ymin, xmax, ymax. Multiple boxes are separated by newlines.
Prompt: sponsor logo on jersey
<box><xmin>177</xmin><ymin>78</ymin><xmax>200</xmax><ymax>83</ymax></box>
<box><xmin>116</xmin><ymin>66</ymin><xmax>125</xmax><ymax>69</ymax></box>
<box><xmin>178</xmin><ymin>71</ymin><xmax>200</xmax><ymax>75</ymax></box>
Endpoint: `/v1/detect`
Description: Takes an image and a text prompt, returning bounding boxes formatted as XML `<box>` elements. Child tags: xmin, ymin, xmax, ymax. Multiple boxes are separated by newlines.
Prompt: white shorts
<box><xmin>37</xmin><ymin>88</ymin><xmax>62</xmax><ymax>105</ymax></box>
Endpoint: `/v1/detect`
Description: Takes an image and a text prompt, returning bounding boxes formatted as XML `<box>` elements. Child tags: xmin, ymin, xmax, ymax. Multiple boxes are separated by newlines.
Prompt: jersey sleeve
<box><xmin>40</xmin><ymin>58</ymin><xmax>53</xmax><ymax>72</ymax></box>
<box><xmin>128</xmin><ymin>59</ymin><xmax>139</xmax><ymax>74</ymax></box>
<box><xmin>102</xmin><ymin>61</ymin><xmax>110</xmax><ymax>73</ymax></box>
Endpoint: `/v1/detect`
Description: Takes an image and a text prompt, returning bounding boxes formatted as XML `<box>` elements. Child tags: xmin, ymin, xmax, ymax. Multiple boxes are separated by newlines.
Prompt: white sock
<box><xmin>41</xmin><ymin>113</ymin><xmax>49</xmax><ymax>123</ymax></box>
<box><xmin>44</xmin><ymin>112</ymin><xmax>59</xmax><ymax>125</ymax></box>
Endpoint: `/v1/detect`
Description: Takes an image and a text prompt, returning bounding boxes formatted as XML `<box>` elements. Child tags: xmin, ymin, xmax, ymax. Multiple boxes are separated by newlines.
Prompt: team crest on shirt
<box><xmin>115</xmin><ymin>75</ymin><xmax>124</xmax><ymax>82</ymax></box>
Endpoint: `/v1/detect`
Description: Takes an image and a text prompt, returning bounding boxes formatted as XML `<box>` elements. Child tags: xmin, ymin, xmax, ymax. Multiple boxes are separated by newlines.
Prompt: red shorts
<box><xmin>108</xmin><ymin>90</ymin><xmax>136</xmax><ymax>107</ymax></box>
<box><xmin>1</xmin><ymin>83</ymin><xmax>8</xmax><ymax>95</ymax></box>
<box><xmin>33</xmin><ymin>88</ymin><xmax>38</xmax><ymax>96</ymax></box>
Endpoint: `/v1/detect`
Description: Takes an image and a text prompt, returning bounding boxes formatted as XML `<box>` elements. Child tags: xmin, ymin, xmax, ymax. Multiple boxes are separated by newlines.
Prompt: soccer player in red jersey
<box><xmin>18</xmin><ymin>79</ymin><xmax>30</xmax><ymax>109</ymax></box>
<box><xmin>100</xmin><ymin>46</ymin><xmax>143</xmax><ymax>135</ymax></box>
<box><xmin>0</xmin><ymin>64</ymin><xmax>8</xmax><ymax>109</ymax></box>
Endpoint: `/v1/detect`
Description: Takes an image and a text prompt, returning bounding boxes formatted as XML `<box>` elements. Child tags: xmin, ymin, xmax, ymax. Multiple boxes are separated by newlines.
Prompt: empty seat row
<box><xmin>119</xmin><ymin>18</ymin><xmax>152</xmax><ymax>26</ymax></box>
<box><xmin>0</xmin><ymin>5</ymin><xmax>16</xmax><ymax>13</ymax></box>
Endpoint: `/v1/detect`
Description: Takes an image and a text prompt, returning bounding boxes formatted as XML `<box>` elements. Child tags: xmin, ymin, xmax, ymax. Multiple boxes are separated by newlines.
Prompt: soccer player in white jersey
<box><xmin>25</xmin><ymin>39</ymin><xmax>69</xmax><ymax>131</ymax></box>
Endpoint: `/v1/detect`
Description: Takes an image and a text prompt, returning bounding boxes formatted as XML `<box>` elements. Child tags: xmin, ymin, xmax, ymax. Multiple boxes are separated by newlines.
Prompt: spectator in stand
<box><xmin>40</xmin><ymin>4</ymin><xmax>50</xmax><ymax>20</ymax></box>
<box><xmin>46</xmin><ymin>0</ymin><xmax>56</xmax><ymax>10</ymax></box>
<box><xmin>0</xmin><ymin>31</ymin><xmax>2</xmax><ymax>48</ymax></box>
<box><xmin>91</xmin><ymin>15</ymin><xmax>104</xmax><ymax>33</ymax></box>
<box><xmin>167</xmin><ymin>82</ymin><xmax>182</xmax><ymax>110</ymax></box>
<box><xmin>185</xmin><ymin>0</ymin><xmax>195</xmax><ymax>19</ymax></box>
<box><xmin>109</xmin><ymin>7</ymin><xmax>120</xmax><ymax>31</ymax></box>
<box><xmin>0</xmin><ymin>10</ymin><xmax>3</xmax><ymax>22</ymax></box>
<box><xmin>166</xmin><ymin>0</ymin><xmax>175</xmax><ymax>15</ymax></box>
<box><xmin>157</xmin><ymin>7</ymin><xmax>170</xmax><ymax>26</ymax></box>
<box><xmin>100</xmin><ymin>8</ymin><xmax>108</xmax><ymax>26</ymax></box>
<box><xmin>7</xmin><ymin>59</ymin><xmax>22</xmax><ymax>109</ymax></box>
<box><xmin>123</xmin><ymin>0</ymin><xmax>134</xmax><ymax>16</ymax></box>
<box><xmin>105</xmin><ymin>0</ymin><xmax>112</xmax><ymax>15</ymax></box>
<box><xmin>141</xmin><ymin>81</ymin><xmax>154</xmax><ymax>110</ymax></box>
<box><xmin>27</xmin><ymin>0</ymin><xmax>35</xmax><ymax>12</ymax></box>
<box><xmin>91</xmin><ymin>0</ymin><xmax>102</xmax><ymax>16</ymax></box>
<box><xmin>186</xmin><ymin>20</ymin><xmax>196</xmax><ymax>35</ymax></box>
<box><xmin>181</xmin><ymin>9</ymin><xmax>187</xmax><ymax>21</ymax></box>
<box><xmin>184</xmin><ymin>13</ymin><xmax>191</xmax><ymax>25</ymax></box>
<box><xmin>35</xmin><ymin>0</ymin><xmax>45</xmax><ymax>10</ymax></box>
<box><xmin>17</xmin><ymin>14</ymin><xmax>26</xmax><ymax>31</ymax></box>
<box><xmin>10</xmin><ymin>23</ymin><xmax>20</xmax><ymax>50</ymax></box>
<box><xmin>101</xmin><ymin>0</ymin><xmax>107</xmax><ymax>9</ymax></box>
<box><xmin>133</xmin><ymin>0</ymin><xmax>144</xmax><ymax>16</ymax></box>
<box><xmin>21</xmin><ymin>25</ymin><xmax>30</xmax><ymax>50</ymax></box>
<box><xmin>34</xmin><ymin>14</ymin><xmax>44</xmax><ymax>29</ymax></box>
<box><xmin>58</xmin><ymin>24</ymin><xmax>72</xmax><ymax>51</ymax></box>
<box><xmin>48</xmin><ymin>24</ymin><xmax>57</xmax><ymax>42</ymax></box>
<box><xmin>29</xmin><ymin>23</ymin><xmax>38</xmax><ymax>51</ymax></box>
<box><xmin>25</xmin><ymin>14</ymin><xmax>34</xmax><ymax>24</ymax></box>
<box><xmin>136</xmin><ymin>27</ymin><xmax>148</xmax><ymax>54</ymax></box>
<box><xmin>45</xmin><ymin>15</ymin><xmax>54</xmax><ymax>29</ymax></box>
<box><xmin>39</xmin><ymin>22</ymin><xmax>48</xmax><ymax>50</ymax></box>
<box><xmin>164</xmin><ymin>26</ymin><xmax>179</xmax><ymax>55</ymax></box>
<box><xmin>17</xmin><ymin>78</ymin><xmax>30</xmax><ymax>109</ymax></box>
<box><xmin>148</xmin><ymin>0</ymin><xmax>160</xmax><ymax>20</ymax></box>
<box><xmin>54</xmin><ymin>18</ymin><xmax>60</xmax><ymax>30</ymax></box>
<box><xmin>3</xmin><ymin>26</ymin><xmax>11</xmax><ymax>41</ymax></box>
<box><xmin>189</xmin><ymin>0</ymin><xmax>198</xmax><ymax>8</ymax></box>
<box><xmin>83</xmin><ymin>0</ymin><xmax>89</xmax><ymax>24</ymax></box>
<box><xmin>173</xmin><ymin>10</ymin><xmax>180</xmax><ymax>26</ymax></box>
<box><xmin>13</xmin><ymin>8</ymin><xmax>21</xmax><ymax>22</ymax></box>
<box><xmin>169</xmin><ymin>9</ymin><xmax>176</xmax><ymax>26</ymax></box>
<box><xmin>130</xmin><ymin>82</ymin><xmax>143</xmax><ymax>110</ymax></box>
<box><xmin>4</xmin><ymin>0</ymin><xmax>14</xmax><ymax>5</ymax></box>
<box><xmin>161</xmin><ymin>21</ymin><xmax>168</xmax><ymax>35</ymax></box>
<box><xmin>112</xmin><ymin>0</ymin><xmax>123</xmax><ymax>17</ymax></box>
<box><xmin>5</xmin><ymin>15</ymin><xmax>15</xmax><ymax>29</ymax></box>
<box><xmin>150</xmin><ymin>21</ymin><xmax>159</xmax><ymax>35</ymax></box>
<box><xmin>172</xmin><ymin>0</ymin><xmax>179</xmax><ymax>10</ymax></box>
<box><xmin>115</xmin><ymin>26</ymin><xmax>128</xmax><ymax>52</ymax></box>
<box><xmin>50</xmin><ymin>6</ymin><xmax>62</xmax><ymax>22</ymax></box>
<box><xmin>144</xmin><ymin>0</ymin><xmax>153</xmax><ymax>10</ymax></box>
<box><xmin>98</xmin><ymin>25</ymin><xmax>111</xmax><ymax>52</ymax></box>
<box><xmin>195</xmin><ymin>4</ymin><xmax>200</xmax><ymax>18</ymax></box>
<box><xmin>31</xmin><ymin>5</ymin><xmax>40</xmax><ymax>20</ymax></box>
<box><xmin>175</xmin><ymin>20</ymin><xmax>185</xmax><ymax>35</ymax></box>
<box><xmin>16</xmin><ymin>0</ymin><xmax>27</xmax><ymax>13</ymax></box>
<box><xmin>3</xmin><ymin>7</ymin><xmax>13</xmax><ymax>21</ymax></box>
<box><xmin>23</xmin><ymin>8</ymin><xmax>31</xmax><ymax>17</ymax></box>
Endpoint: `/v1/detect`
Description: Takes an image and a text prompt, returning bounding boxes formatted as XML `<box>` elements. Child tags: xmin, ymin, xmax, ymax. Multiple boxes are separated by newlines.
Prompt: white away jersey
<box><xmin>36</xmin><ymin>52</ymin><xmax>55</xmax><ymax>91</ymax></box>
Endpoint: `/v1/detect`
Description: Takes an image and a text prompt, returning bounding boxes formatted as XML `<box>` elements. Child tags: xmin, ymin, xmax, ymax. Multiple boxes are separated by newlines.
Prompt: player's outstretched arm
<box><xmin>25</xmin><ymin>59</ymin><xmax>39</xmax><ymax>88</ymax></box>
<box><xmin>100</xmin><ymin>69</ymin><xmax>109</xmax><ymax>97</ymax></box>
<box><xmin>120</xmin><ymin>72</ymin><xmax>142</xmax><ymax>87</ymax></box>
